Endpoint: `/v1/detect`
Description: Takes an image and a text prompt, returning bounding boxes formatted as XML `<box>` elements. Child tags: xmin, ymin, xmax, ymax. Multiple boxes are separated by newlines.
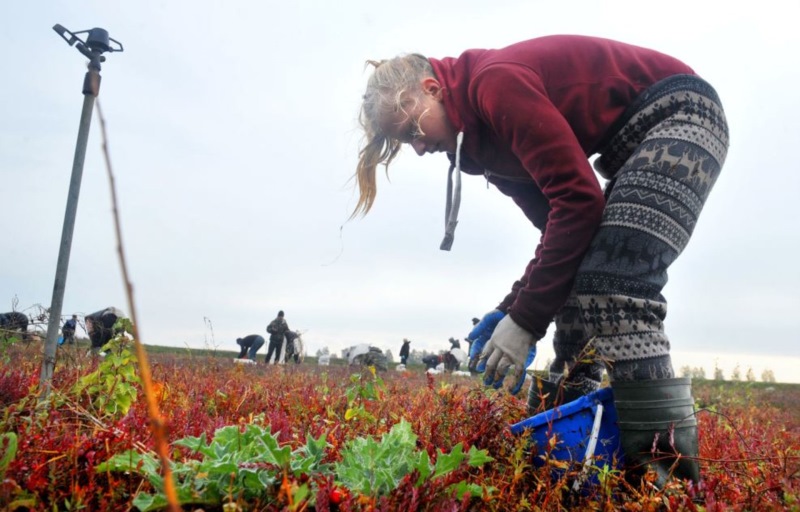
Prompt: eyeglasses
<box><xmin>391</xmin><ymin>104</ymin><xmax>428</xmax><ymax>144</ymax></box>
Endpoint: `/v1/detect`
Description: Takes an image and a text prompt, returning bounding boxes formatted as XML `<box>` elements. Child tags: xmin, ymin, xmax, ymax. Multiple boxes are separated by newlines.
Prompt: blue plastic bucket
<box><xmin>510</xmin><ymin>387</ymin><xmax>622</xmax><ymax>476</ymax></box>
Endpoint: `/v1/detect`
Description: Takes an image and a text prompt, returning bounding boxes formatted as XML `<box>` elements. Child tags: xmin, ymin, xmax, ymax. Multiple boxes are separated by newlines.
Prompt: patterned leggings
<box><xmin>553</xmin><ymin>75</ymin><xmax>729</xmax><ymax>383</ymax></box>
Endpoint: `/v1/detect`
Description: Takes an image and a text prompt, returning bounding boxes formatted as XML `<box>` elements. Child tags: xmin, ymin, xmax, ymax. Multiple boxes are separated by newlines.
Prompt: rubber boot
<box><xmin>527</xmin><ymin>360</ymin><xmax>604</xmax><ymax>415</ymax></box>
<box><xmin>613</xmin><ymin>377</ymin><xmax>700</xmax><ymax>488</ymax></box>
<box><xmin>526</xmin><ymin>376</ymin><xmax>586</xmax><ymax>414</ymax></box>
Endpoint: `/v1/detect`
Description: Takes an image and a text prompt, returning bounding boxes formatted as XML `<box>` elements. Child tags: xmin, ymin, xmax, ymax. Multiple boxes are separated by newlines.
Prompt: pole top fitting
<box><xmin>53</xmin><ymin>24</ymin><xmax>123</xmax><ymax>71</ymax></box>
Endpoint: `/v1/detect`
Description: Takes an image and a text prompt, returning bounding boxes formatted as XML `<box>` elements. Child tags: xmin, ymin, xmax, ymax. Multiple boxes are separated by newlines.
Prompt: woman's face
<box><xmin>378</xmin><ymin>77</ymin><xmax>458</xmax><ymax>156</ymax></box>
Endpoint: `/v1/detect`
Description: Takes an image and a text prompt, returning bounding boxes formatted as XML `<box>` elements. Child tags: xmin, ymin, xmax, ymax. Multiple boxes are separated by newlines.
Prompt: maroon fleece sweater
<box><xmin>428</xmin><ymin>35</ymin><xmax>695</xmax><ymax>339</ymax></box>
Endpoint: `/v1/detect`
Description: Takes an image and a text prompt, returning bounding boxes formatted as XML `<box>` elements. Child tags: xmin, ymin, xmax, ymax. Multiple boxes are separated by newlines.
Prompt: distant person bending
<box><xmin>422</xmin><ymin>353</ymin><xmax>441</xmax><ymax>370</ymax></box>
<box><xmin>0</xmin><ymin>311</ymin><xmax>29</xmax><ymax>341</ymax></box>
<box><xmin>284</xmin><ymin>330</ymin><xmax>304</xmax><ymax>363</ymax></box>
<box><xmin>443</xmin><ymin>351</ymin><xmax>461</xmax><ymax>372</ymax></box>
<box><xmin>236</xmin><ymin>334</ymin><xmax>265</xmax><ymax>361</ymax></box>
<box><xmin>265</xmin><ymin>310</ymin><xmax>289</xmax><ymax>364</ymax></box>
<box><xmin>85</xmin><ymin>307</ymin><xmax>125</xmax><ymax>354</ymax></box>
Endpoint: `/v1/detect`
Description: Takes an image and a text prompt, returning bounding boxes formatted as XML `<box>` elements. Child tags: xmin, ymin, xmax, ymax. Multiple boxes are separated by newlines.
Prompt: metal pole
<box><xmin>40</xmin><ymin>25</ymin><xmax>122</xmax><ymax>395</ymax></box>
<box><xmin>40</xmin><ymin>71</ymin><xmax>99</xmax><ymax>389</ymax></box>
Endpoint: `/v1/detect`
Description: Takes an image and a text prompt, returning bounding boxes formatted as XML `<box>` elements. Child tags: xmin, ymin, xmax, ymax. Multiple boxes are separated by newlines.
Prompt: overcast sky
<box><xmin>2</xmin><ymin>1</ymin><xmax>798</xmax><ymax>382</ymax></box>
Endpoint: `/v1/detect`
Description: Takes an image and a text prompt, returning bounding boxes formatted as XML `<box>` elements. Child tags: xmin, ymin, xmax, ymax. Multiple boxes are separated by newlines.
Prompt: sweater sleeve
<box><xmin>490</xmin><ymin>179</ymin><xmax>549</xmax><ymax>312</ymax></box>
<box><xmin>471</xmin><ymin>64</ymin><xmax>606</xmax><ymax>339</ymax></box>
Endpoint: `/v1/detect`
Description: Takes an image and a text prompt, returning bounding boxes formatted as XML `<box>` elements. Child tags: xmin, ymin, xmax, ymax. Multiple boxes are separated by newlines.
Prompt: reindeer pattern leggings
<box><xmin>552</xmin><ymin>74</ymin><xmax>729</xmax><ymax>384</ymax></box>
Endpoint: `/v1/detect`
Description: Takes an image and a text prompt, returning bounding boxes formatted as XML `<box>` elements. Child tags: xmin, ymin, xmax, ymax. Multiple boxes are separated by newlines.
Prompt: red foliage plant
<box><xmin>0</xmin><ymin>345</ymin><xmax>798</xmax><ymax>511</ymax></box>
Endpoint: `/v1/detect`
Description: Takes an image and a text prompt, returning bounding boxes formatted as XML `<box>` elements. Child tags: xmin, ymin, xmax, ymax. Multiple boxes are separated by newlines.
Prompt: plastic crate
<box><xmin>510</xmin><ymin>387</ymin><xmax>621</xmax><ymax>472</ymax></box>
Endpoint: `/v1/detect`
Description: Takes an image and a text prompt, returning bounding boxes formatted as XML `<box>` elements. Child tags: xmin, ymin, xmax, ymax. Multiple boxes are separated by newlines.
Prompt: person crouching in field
<box><xmin>85</xmin><ymin>307</ymin><xmax>125</xmax><ymax>354</ymax></box>
<box><xmin>236</xmin><ymin>334</ymin><xmax>265</xmax><ymax>361</ymax></box>
<box><xmin>353</xmin><ymin>35</ymin><xmax>728</xmax><ymax>488</ymax></box>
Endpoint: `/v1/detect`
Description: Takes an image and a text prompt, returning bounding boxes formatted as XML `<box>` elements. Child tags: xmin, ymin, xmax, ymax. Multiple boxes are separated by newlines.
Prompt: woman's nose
<box><xmin>410</xmin><ymin>139</ymin><xmax>426</xmax><ymax>156</ymax></box>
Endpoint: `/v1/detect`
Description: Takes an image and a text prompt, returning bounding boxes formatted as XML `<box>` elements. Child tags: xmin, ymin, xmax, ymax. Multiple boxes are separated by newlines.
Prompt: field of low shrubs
<box><xmin>0</xmin><ymin>337</ymin><xmax>798</xmax><ymax>511</ymax></box>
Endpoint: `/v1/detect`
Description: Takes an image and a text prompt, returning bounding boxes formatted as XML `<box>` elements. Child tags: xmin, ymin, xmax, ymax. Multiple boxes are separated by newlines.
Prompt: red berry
<box><xmin>329</xmin><ymin>488</ymin><xmax>344</xmax><ymax>504</ymax></box>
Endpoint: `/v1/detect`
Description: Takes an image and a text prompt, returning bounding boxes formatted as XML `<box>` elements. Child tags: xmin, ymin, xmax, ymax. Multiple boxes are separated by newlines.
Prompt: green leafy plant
<box><xmin>344</xmin><ymin>368</ymin><xmax>384</xmax><ymax>422</ymax></box>
<box><xmin>96</xmin><ymin>419</ymin><xmax>329</xmax><ymax>511</ymax></box>
<box><xmin>0</xmin><ymin>432</ymin><xmax>17</xmax><ymax>479</ymax></box>
<box><xmin>71</xmin><ymin>318</ymin><xmax>140</xmax><ymax>417</ymax></box>
<box><xmin>0</xmin><ymin>334</ymin><xmax>23</xmax><ymax>364</ymax></box>
<box><xmin>335</xmin><ymin>419</ymin><xmax>494</xmax><ymax>499</ymax></box>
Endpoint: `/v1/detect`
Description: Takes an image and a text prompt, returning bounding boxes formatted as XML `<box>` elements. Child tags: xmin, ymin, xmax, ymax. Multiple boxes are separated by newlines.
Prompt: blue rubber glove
<box><xmin>467</xmin><ymin>310</ymin><xmax>506</xmax><ymax>371</ymax></box>
<box><xmin>481</xmin><ymin>315</ymin><xmax>539</xmax><ymax>395</ymax></box>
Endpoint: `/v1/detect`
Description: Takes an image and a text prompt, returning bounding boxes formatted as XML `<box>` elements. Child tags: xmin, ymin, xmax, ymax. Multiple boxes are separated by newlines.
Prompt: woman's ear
<box><xmin>421</xmin><ymin>77</ymin><xmax>444</xmax><ymax>100</ymax></box>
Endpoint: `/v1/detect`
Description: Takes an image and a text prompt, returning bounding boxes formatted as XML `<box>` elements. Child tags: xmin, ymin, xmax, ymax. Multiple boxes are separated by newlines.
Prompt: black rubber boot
<box><xmin>613</xmin><ymin>377</ymin><xmax>700</xmax><ymax>488</ymax></box>
<box><xmin>526</xmin><ymin>373</ymin><xmax>602</xmax><ymax>415</ymax></box>
<box><xmin>527</xmin><ymin>376</ymin><xmax>581</xmax><ymax>414</ymax></box>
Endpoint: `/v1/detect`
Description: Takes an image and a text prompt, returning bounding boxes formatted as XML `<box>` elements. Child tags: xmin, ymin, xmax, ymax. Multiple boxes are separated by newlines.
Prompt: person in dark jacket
<box><xmin>352</xmin><ymin>35</ymin><xmax>729</xmax><ymax>487</ymax></box>
<box><xmin>85</xmin><ymin>307</ymin><xmax>124</xmax><ymax>353</ymax></box>
<box><xmin>265</xmin><ymin>310</ymin><xmax>289</xmax><ymax>364</ymax></box>
<box><xmin>284</xmin><ymin>330</ymin><xmax>302</xmax><ymax>364</ymax></box>
<box><xmin>236</xmin><ymin>334</ymin><xmax>265</xmax><ymax>361</ymax></box>
<box><xmin>61</xmin><ymin>314</ymin><xmax>78</xmax><ymax>345</ymax></box>
<box><xmin>0</xmin><ymin>311</ymin><xmax>29</xmax><ymax>341</ymax></box>
<box><xmin>399</xmin><ymin>338</ymin><xmax>411</xmax><ymax>365</ymax></box>
<box><xmin>421</xmin><ymin>353</ymin><xmax>441</xmax><ymax>370</ymax></box>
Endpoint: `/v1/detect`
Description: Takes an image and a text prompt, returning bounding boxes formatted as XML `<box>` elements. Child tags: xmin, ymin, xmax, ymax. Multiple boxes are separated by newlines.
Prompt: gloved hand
<box><xmin>491</xmin><ymin>344</ymin><xmax>537</xmax><ymax>390</ymax></box>
<box><xmin>480</xmin><ymin>315</ymin><xmax>539</xmax><ymax>395</ymax></box>
<box><xmin>467</xmin><ymin>309</ymin><xmax>506</xmax><ymax>370</ymax></box>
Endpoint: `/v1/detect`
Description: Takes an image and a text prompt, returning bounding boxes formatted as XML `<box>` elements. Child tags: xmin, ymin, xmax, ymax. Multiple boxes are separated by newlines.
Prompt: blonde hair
<box><xmin>352</xmin><ymin>54</ymin><xmax>434</xmax><ymax>218</ymax></box>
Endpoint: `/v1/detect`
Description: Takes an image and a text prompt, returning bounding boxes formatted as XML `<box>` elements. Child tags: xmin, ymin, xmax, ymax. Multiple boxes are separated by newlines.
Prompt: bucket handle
<box><xmin>572</xmin><ymin>401</ymin><xmax>604</xmax><ymax>492</ymax></box>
